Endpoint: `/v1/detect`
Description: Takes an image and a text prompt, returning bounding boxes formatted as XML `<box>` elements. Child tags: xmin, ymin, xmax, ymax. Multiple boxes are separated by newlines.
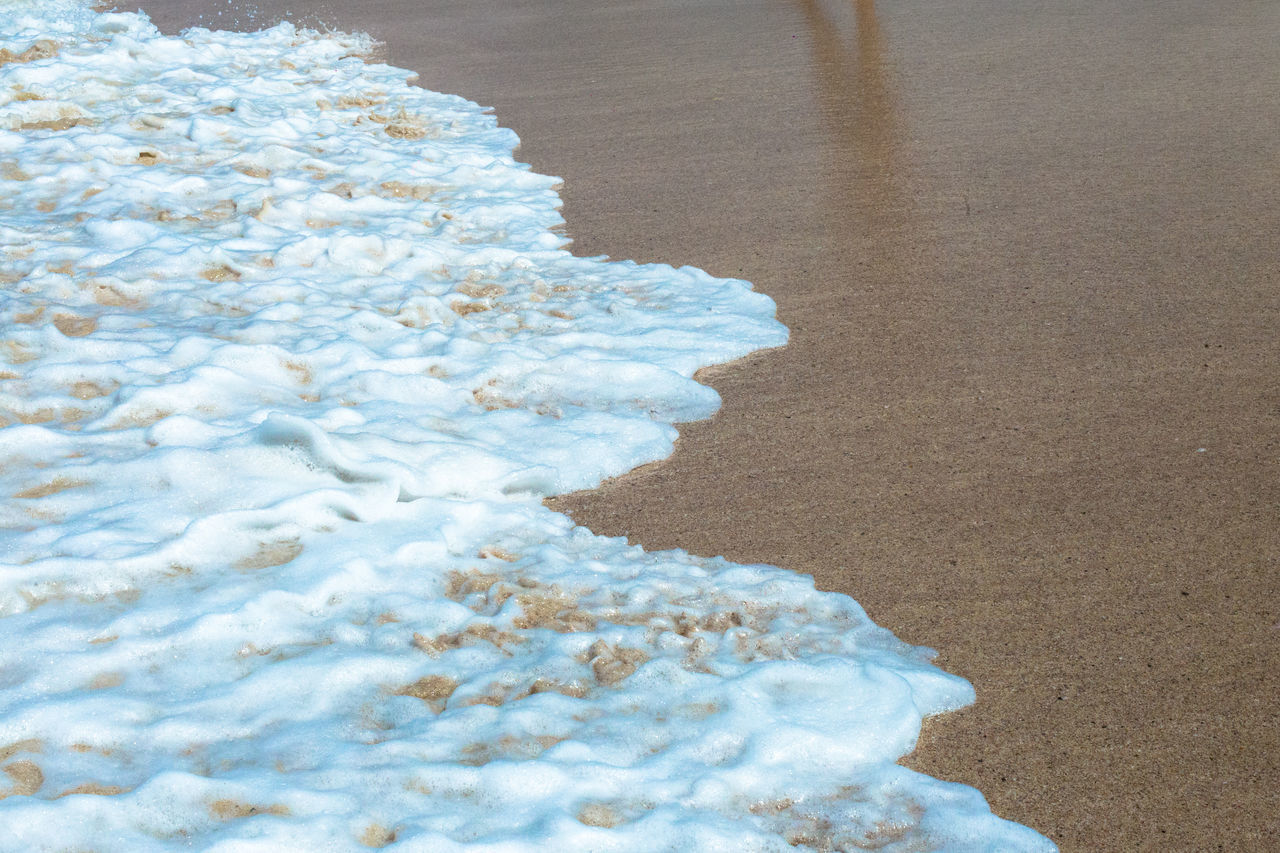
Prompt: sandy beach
<box><xmin>135</xmin><ymin>1</ymin><xmax>1280</xmax><ymax>848</ymax></box>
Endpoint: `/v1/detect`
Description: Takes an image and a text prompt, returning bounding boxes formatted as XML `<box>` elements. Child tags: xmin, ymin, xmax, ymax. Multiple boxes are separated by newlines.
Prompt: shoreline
<box><xmin>136</xmin><ymin>1</ymin><xmax>1280</xmax><ymax>848</ymax></box>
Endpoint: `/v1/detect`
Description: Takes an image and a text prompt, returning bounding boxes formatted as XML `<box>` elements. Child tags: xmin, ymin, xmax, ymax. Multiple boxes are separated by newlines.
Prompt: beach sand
<box><xmin>137</xmin><ymin>1</ymin><xmax>1280</xmax><ymax>848</ymax></box>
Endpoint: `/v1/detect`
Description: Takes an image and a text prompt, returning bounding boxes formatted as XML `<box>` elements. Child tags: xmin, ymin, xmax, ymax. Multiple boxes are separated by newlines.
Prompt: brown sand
<box><xmin>138</xmin><ymin>1</ymin><xmax>1280</xmax><ymax>849</ymax></box>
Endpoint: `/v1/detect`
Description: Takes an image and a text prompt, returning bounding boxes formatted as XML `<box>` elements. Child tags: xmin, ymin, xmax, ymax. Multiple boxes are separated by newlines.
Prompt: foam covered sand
<box><xmin>0</xmin><ymin>2</ymin><xmax>1053</xmax><ymax>849</ymax></box>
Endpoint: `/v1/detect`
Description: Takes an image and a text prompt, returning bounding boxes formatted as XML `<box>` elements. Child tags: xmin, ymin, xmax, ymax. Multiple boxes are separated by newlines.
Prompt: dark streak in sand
<box><xmin>138</xmin><ymin>0</ymin><xmax>1280</xmax><ymax>848</ymax></box>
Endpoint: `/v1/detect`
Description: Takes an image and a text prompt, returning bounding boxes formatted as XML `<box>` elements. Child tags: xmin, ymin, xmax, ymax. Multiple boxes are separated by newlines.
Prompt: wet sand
<box><xmin>138</xmin><ymin>1</ymin><xmax>1280</xmax><ymax>848</ymax></box>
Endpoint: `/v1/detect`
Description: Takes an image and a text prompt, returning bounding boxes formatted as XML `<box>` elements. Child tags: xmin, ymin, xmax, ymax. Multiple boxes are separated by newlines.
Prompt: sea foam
<box><xmin>0</xmin><ymin>2</ymin><xmax>1054</xmax><ymax>849</ymax></box>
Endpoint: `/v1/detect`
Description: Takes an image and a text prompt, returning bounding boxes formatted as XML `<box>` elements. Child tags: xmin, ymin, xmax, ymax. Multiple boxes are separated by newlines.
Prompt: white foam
<box><xmin>0</xmin><ymin>2</ymin><xmax>1054</xmax><ymax>849</ymax></box>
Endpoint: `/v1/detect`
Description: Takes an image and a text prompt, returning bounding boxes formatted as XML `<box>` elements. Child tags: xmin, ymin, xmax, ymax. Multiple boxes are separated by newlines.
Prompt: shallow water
<box><xmin>0</xmin><ymin>3</ymin><xmax>1057</xmax><ymax>849</ymax></box>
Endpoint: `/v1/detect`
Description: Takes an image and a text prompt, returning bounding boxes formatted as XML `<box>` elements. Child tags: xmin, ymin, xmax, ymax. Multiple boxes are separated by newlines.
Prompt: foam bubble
<box><xmin>0</xmin><ymin>2</ymin><xmax>1053</xmax><ymax>849</ymax></box>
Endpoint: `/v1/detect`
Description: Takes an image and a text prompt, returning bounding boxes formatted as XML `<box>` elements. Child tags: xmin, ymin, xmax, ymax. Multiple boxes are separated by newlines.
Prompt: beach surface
<box><xmin>137</xmin><ymin>1</ymin><xmax>1280</xmax><ymax>849</ymax></box>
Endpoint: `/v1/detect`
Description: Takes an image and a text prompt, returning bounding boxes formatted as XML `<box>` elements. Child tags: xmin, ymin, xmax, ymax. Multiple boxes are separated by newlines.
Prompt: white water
<box><xmin>0</xmin><ymin>2</ymin><xmax>1054</xmax><ymax>849</ymax></box>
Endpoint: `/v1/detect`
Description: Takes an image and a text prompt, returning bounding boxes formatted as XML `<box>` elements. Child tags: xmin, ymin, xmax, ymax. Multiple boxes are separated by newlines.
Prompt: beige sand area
<box><xmin>137</xmin><ymin>0</ymin><xmax>1279</xmax><ymax>848</ymax></box>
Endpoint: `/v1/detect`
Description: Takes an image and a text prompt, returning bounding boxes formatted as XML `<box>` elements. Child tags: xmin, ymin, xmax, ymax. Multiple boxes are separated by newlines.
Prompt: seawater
<box><xmin>0</xmin><ymin>2</ymin><xmax>1055</xmax><ymax>849</ymax></box>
